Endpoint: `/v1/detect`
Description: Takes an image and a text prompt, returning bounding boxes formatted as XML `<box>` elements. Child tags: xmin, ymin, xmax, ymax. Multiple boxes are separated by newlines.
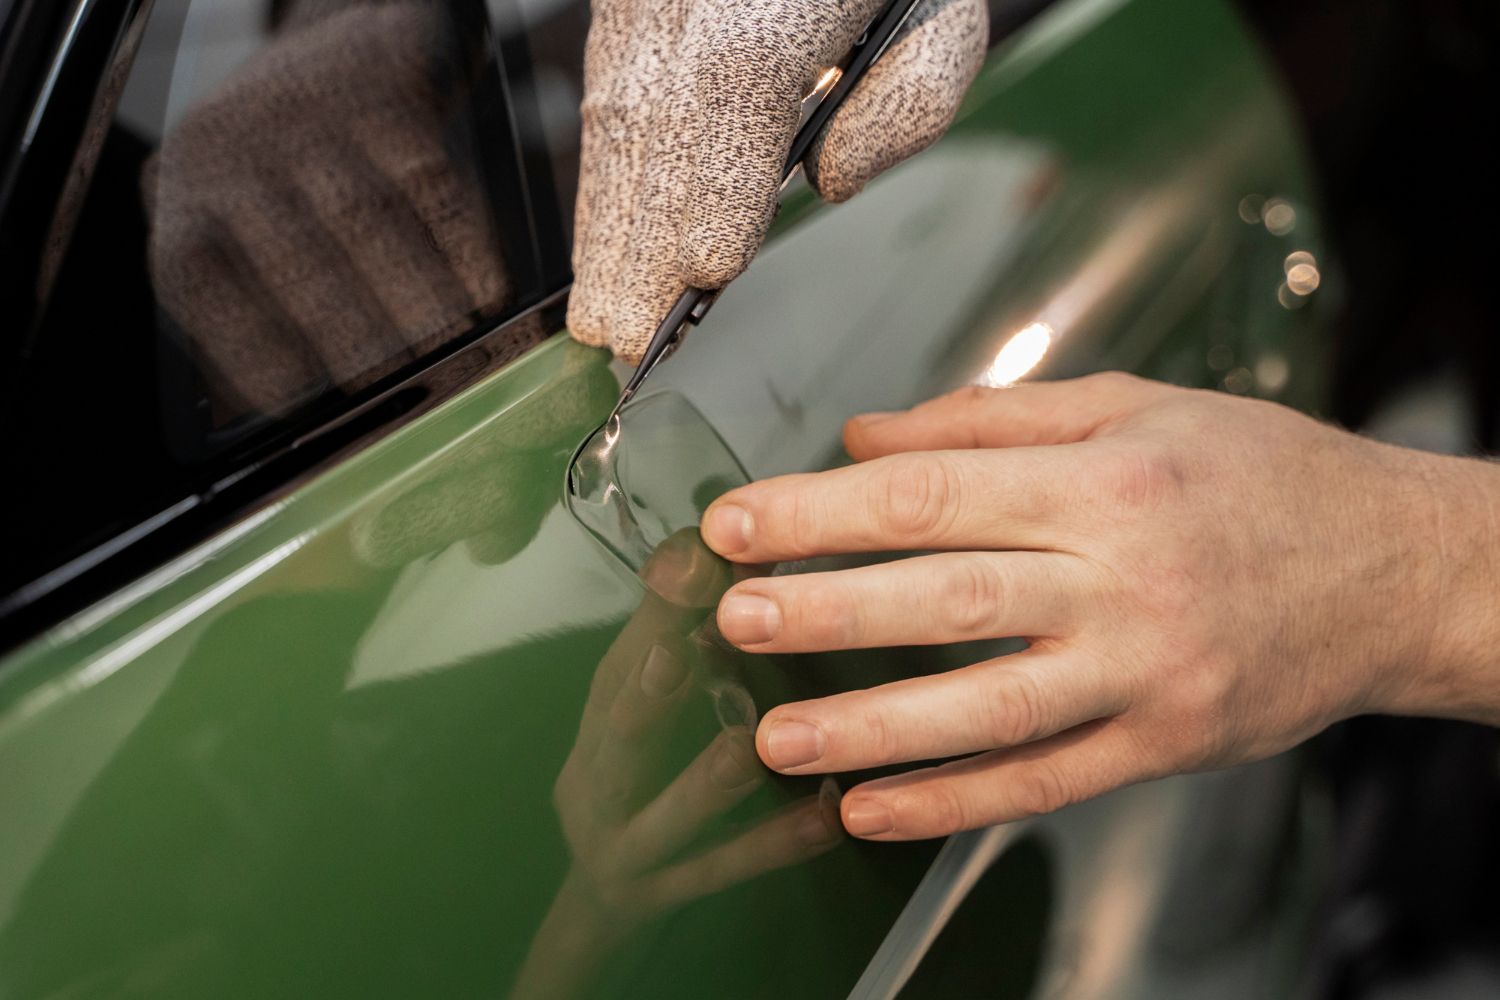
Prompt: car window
<box><xmin>0</xmin><ymin>0</ymin><xmax>586</xmax><ymax>642</ymax></box>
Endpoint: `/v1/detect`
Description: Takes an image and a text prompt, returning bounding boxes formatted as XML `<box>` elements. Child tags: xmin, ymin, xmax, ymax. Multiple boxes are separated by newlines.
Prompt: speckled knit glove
<box><xmin>568</xmin><ymin>0</ymin><xmax>988</xmax><ymax>363</ymax></box>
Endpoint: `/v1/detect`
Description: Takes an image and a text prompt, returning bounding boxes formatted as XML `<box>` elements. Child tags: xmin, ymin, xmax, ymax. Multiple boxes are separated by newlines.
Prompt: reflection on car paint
<box><xmin>509</xmin><ymin>529</ymin><xmax>845</xmax><ymax>999</ymax></box>
<box><xmin>566</xmin><ymin>391</ymin><xmax>750</xmax><ymax>573</ymax></box>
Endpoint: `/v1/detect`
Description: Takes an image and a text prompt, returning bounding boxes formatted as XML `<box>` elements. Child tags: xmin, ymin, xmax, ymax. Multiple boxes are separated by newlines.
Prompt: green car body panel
<box><xmin>0</xmin><ymin>1</ymin><xmax>1328</xmax><ymax>997</ymax></box>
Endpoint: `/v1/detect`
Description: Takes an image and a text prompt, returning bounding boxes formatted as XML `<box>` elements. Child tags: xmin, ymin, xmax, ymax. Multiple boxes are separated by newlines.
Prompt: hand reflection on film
<box><xmin>145</xmin><ymin>0</ymin><xmax>510</xmax><ymax>424</ymax></box>
<box><xmin>509</xmin><ymin>530</ymin><xmax>843</xmax><ymax>1000</ymax></box>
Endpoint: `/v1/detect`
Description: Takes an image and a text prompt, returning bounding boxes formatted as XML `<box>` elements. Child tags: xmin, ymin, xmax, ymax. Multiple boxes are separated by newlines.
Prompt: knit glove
<box><xmin>567</xmin><ymin>0</ymin><xmax>989</xmax><ymax>363</ymax></box>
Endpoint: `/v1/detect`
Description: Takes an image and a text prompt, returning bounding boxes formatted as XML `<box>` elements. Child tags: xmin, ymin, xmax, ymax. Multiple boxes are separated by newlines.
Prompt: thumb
<box><xmin>806</xmin><ymin>0</ymin><xmax>988</xmax><ymax>204</ymax></box>
<box><xmin>842</xmin><ymin>373</ymin><xmax>1163</xmax><ymax>459</ymax></box>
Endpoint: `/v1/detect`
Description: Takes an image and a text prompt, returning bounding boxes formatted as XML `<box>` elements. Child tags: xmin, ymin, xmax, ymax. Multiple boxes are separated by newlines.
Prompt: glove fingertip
<box><xmin>805</xmin><ymin>133</ymin><xmax>869</xmax><ymax>205</ymax></box>
<box><xmin>806</xmin><ymin>0</ymin><xmax>989</xmax><ymax>204</ymax></box>
<box><xmin>566</xmin><ymin>295</ymin><xmax>612</xmax><ymax>350</ymax></box>
<box><xmin>678</xmin><ymin>234</ymin><xmax>754</xmax><ymax>290</ymax></box>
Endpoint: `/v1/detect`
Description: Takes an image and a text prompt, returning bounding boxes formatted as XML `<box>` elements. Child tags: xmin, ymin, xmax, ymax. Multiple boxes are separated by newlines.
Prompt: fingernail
<box><xmin>797</xmin><ymin>797</ymin><xmax>842</xmax><ymax>847</ymax></box>
<box><xmin>719</xmin><ymin>593</ymin><xmax>781</xmax><ymax>646</ymax></box>
<box><xmin>712</xmin><ymin>683</ymin><xmax>758</xmax><ymax>731</ymax></box>
<box><xmin>703</xmin><ymin>504</ymin><xmax>753</xmax><ymax>556</ymax></box>
<box><xmin>639</xmin><ymin>529</ymin><xmax>731</xmax><ymax>607</ymax></box>
<box><xmin>764</xmin><ymin>720</ymin><xmax>826</xmax><ymax>770</ymax></box>
<box><xmin>638</xmin><ymin>644</ymin><xmax>686</xmax><ymax>700</ymax></box>
<box><xmin>709</xmin><ymin>739</ymin><xmax>759</xmax><ymax>790</ymax></box>
<box><xmin>843</xmin><ymin>799</ymin><xmax>895</xmax><ymax>837</ymax></box>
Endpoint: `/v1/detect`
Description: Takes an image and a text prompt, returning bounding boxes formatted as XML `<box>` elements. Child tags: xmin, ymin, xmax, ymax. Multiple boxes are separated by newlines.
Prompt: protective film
<box><xmin>566</xmin><ymin>390</ymin><xmax>750</xmax><ymax>572</ymax></box>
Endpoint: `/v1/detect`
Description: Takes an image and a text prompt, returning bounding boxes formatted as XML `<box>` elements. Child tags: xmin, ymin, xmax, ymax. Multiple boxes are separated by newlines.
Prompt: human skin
<box><xmin>699</xmin><ymin>372</ymin><xmax>1500</xmax><ymax>840</ymax></box>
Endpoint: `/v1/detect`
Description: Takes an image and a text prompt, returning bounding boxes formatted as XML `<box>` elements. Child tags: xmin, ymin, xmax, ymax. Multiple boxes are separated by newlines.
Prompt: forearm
<box><xmin>507</xmin><ymin>872</ymin><xmax>634</xmax><ymax>1000</ymax></box>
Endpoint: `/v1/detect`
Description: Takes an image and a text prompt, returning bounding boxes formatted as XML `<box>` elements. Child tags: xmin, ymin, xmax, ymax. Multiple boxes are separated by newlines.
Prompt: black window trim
<box><xmin>0</xmin><ymin>285</ymin><xmax>572</xmax><ymax>653</ymax></box>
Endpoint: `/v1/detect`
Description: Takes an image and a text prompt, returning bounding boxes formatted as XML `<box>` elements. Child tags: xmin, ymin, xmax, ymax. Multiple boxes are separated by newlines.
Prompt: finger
<box><xmin>640</xmin><ymin>779</ymin><xmax>844</xmax><ymax>910</ymax></box>
<box><xmin>568</xmin><ymin>530</ymin><xmax>732</xmax><ymax>763</ymax></box>
<box><xmin>681</xmin><ymin>0</ymin><xmax>886</xmax><ymax>288</ymax></box>
<box><xmin>296</xmin><ymin>143</ymin><xmax>481</xmax><ymax>355</ymax></box>
<box><xmin>617</xmin><ymin>726</ymin><xmax>765</xmax><ymax>871</ymax></box>
<box><xmin>754</xmin><ymin>650</ymin><xmax>1128</xmax><ymax>773</ymax></box>
<box><xmin>570</xmin><ymin>0</ymin><xmax>638</xmax><ymax>262</ymax></box>
<box><xmin>568</xmin><ymin>0</ymin><xmax>692</xmax><ymax>348</ymax></box>
<box><xmin>805</xmin><ymin>0</ymin><xmax>987</xmax><ymax>203</ymax></box>
<box><xmin>223</xmin><ymin>176</ymin><xmax>413</xmax><ymax>390</ymax></box>
<box><xmin>717</xmin><ymin>550</ymin><xmax>1091</xmax><ymax>651</ymax></box>
<box><xmin>701</xmin><ymin>445</ymin><xmax>1109</xmax><ymax>562</ymax></box>
<box><xmin>835</xmin><ymin>721</ymin><xmax>1153</xmax><ymax>839</ymax></box>
<box><xmin>843</xmin><ymin>374</ymin><xmax>1161</xmax><ymax>460</ymax></box>
<box><xmin>598</xmin><ymin>0</ymin><xmax>705</xmax><ymax>361</ymax></box>
<box><xmin>570</xmin><ymin>601</ymin><xmax>704</xmax><ymax>770</ymax></box>
<box><xmin>346</xmin><ymin>5</ymin><xmax>512</xmax><ymax>329</ymax></box>
<box><xmin>585</xmin><ymin>641</ymin><xmax>696</xmax><ymax>820</ymax></box>
<box><xmin>149</xmin><ymin>208</ymin><xmax>325</xmax><ymax>417</ymax></box>
<box><xmin>166</xmin><ymin>20</ymin><xmax>418</xmax><ymax>392</ymax></box>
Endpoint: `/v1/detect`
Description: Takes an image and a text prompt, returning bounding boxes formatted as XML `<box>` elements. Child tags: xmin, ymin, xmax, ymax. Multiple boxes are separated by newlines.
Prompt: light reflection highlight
<box><xmin>1223</xmin><ymin>367</ymin><xmax>1253</xmax><ymax>394</ymax></box>
<box><xmin>1262</xmin><ymin>198</ymin><xmax>1296</xmax><ymax>235</ymax></box>
<box><xmin>1237</xmin><ymin>194</ymin><xmax>1264</xmax><ymax>224</ymax></box>
<box><xmin>1255</xmin><ymin>353</ymin><xmax>1289</xmax><ymax>393</ymax></box>
<box><xmin>1285</xmin><ymin>263</ymin><xmax>1320</xmax><ymax>295</ymax></box>
<box><xmin>981</xmin><ymin>322</ymin><xmax>1052</xmax><ymax>386</ymax></box>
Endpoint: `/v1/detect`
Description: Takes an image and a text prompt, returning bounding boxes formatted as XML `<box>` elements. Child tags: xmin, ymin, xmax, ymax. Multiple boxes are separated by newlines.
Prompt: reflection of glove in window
<box><xmin>567</xmin><ymin>0</ymin><xmax>988</xmax><ymax>362</ymax></box>
<box><xmin>147</xmin><ymin>2</ymin><xmax>510</xmax><ymax>422</ymax></box>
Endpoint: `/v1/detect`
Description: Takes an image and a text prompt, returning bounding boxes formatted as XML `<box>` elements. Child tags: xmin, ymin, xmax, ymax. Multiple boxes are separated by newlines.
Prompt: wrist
<box><xmin>1373</xmin><ymin>449</ymin><xmax>1500</xmax><ymax>724</ymax></box>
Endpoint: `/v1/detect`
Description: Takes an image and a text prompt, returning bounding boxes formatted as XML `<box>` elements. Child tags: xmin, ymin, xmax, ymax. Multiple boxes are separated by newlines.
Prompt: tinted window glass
<box><xmin>0</xmin><ymin>0</ymin><xmax>583</xmax><ymax>612</ymax></box>
<box><xmin>504</xmin><ymin>0</ymin><xmax>586</xmax><ymax>240</ymax></box>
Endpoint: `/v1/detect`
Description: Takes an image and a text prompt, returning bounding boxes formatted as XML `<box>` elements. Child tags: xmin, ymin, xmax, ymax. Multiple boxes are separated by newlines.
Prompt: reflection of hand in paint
<box><xmin>349</xmin><ymin>345</ymin><xmax>619</xmax><ymax>569</ymax></box>
<box><xmin>509</xmin><ymin>530</ymin><xmax>843</xmax><ymax>1000</ymax></box>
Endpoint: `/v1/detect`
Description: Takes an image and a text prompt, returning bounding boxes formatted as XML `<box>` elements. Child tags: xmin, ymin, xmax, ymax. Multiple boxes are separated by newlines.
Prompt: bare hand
<box><xmin>700</xmin><ymin>374</ymin><xmax>1500</xmax><ymax>840</ymax></box>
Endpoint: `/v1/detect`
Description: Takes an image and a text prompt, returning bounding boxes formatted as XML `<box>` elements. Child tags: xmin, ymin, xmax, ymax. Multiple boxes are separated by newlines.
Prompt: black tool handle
<box><xmin>784</xmin><ymin>0</ymin><xmax>924</xmax><ymax>176</ymax></box>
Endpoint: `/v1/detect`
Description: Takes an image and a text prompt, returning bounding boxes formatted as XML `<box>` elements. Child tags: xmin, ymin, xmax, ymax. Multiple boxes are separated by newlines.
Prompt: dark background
<box><xmin>1235</xmin><ymin>3</ymin><xmax>1500</xmax><ymax>997</ymax></box>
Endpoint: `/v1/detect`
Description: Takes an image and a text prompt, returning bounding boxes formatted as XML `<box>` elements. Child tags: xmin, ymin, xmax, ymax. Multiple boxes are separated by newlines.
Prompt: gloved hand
<box><xmin>567</xmin><ymin>0</ymin><xmax>989</xmax><ymax>362</ymax></box>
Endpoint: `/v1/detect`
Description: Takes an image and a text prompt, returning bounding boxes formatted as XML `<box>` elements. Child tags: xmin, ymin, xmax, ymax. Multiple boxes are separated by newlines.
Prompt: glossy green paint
<box><xmin>0</xmin><ymin>338</ymin><xmax>1013</xmax><ymax>998</ymax></box>
<box><xmin>0</xmin><ymin>1</ymin><xmax>1326</xmax><ymax>996</ymax></box>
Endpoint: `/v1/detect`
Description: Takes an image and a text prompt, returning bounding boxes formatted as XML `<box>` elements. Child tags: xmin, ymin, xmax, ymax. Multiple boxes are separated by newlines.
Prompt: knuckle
<box><xmin>936</xmin><ymin>555</ymin><xmax>1005</xmax><ymax>636</ymax></box>
<box><xmin>982</xmin><ymin>668</ymin><xmax>1049</xmax><ymax>746</ymax></box>
<box><xmin>1099</xmin><ymin>442</ymin><xmax>1185</xmax><ymax>513</ymax></box>
<box><xmin>873</xmin><ymin>455</ymin><xmax>960</xmax><ymax>543</ymax></box>
<box><xmin>607</xmin><ymin>694</ymin><xmax>647</xmax><ymax>738</ymax></box>
<box><xmin>948</xmin><ymin>384</ymin><xmax>996</xmax><ymax>410</ymax></box>
<box><xmin>798</xmin><ymin>579</ymin><xmax>864</xmax><ymax>647</ymax></box>
<box><xmin>853</xmin><ymin>697</ymin><xmax>900</xmax><ymax>764</ymax></box>
<box><xmin>781</xmin><ymin>482</ymin><xmax>822</xmax><ymax>556</ymax></box>
<box><xmin>1010</xmin><ymin>758</ymin><xmax>1079</xmax><ymax>817</ymax></box>
<box><xmin>1080</xmin><ymin>370</ymin><xmax>1144</xmax><ymax>395</ymax></box>
<box><xmin>702</xmin><ymin>20</ymin><xmax>809</xmax><ymax>95</ymax></box>
<box><xmin>923</xmin><ymin>781</ymin><xmax>978</xmax><ymax>835</ymax></box>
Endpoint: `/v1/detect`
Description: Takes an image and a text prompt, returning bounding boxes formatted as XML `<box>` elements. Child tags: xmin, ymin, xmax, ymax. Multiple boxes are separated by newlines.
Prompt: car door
<box><xmin>0</xmin><ymin>0</ymin><xmax>1330</xmax><ymax>998</ymax></box>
